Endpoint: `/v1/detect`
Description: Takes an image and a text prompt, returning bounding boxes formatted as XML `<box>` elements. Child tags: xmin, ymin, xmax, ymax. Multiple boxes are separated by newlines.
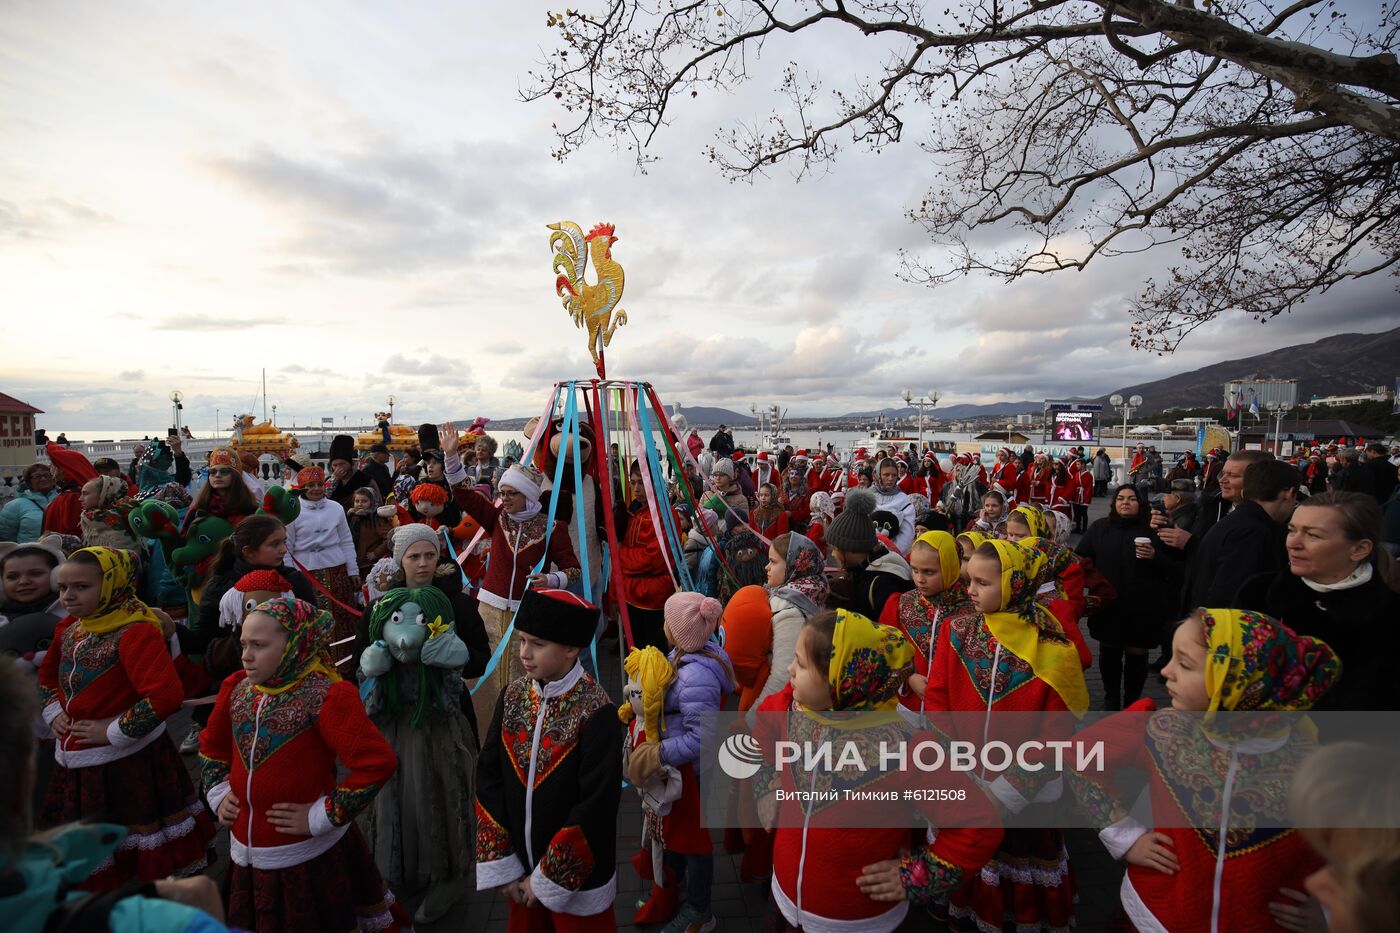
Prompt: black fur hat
<box><xmin>329</xmin><ymin>434</ymin><xmax>356</xmax><ymax>465</ymax></box>
<box><xmin>417</xmin><ymin>423</ymin><xmax>441</xmax><ymax>452</ymax></box>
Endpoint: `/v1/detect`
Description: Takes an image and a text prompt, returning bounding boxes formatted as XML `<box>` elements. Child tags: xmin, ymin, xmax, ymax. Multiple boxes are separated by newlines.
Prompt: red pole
<box><xmin>590</xmin><ymin>379</ymin><xmax>634</xmax><ymax>650</ymax></box>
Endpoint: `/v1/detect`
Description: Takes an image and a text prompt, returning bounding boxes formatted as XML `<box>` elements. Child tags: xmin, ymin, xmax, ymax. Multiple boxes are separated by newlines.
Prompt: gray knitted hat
<box><xmin>826</xmin><ymin>487</ymin><xmax>878</xmax><ymax>553</ymax></box>
<box><xmin>392</xmin><ymin>523</ymin><xmax>442</xmax><ymax>565</ymax></box>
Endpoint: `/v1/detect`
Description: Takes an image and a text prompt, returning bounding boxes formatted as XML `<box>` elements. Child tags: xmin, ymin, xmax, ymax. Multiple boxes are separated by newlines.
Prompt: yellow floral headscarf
<box><xmin>71</xmin><ymin>547</ymin><xmax>162</xmax><ymax>635</ymax></box>
<box><xmin>1198</xmin><ymin>608</ymin><xmax>1340</xmax><ymax>717</ymax></box>
<box><xmin>957</xmin><ymin>530</ymin><xmax>990</xmax><ymax>556</ymax></box>
<box><xmin>914</xmin><ymin>531</ymin><xmax>960</xmax><ymax>593</ymax></box>
<box><xmin>829</xmin><ymin>610</ymin><xmax>913</xmax><ymax>713</ymax></box>
<box><xmin>1011</xmin><ymin>504</ymin><xmax>1054</xmax><ymax>541</ymax></box>
<box><xmin>981</xmin><ymin>540</ymin><xmax>1089</xmax><ymax>716</ymax></box>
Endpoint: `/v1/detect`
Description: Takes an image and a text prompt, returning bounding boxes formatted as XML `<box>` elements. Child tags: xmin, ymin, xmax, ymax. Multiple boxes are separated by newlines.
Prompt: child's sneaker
<box><xmin>660</xmin><ymin>904</ymin><xmax>716</xmax><ymax>933</ymax></box>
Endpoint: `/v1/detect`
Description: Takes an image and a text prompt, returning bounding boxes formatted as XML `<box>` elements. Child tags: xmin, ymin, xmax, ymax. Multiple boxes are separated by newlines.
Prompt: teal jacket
<box><xmin>1</xmin><ymin>823</ymin><xmax>226</xmax><ymax>933</ymax></box>
<box><xmin>0</xmin><ymin>489</ymin><xmax>55</xmax><ymax>544</ymax></box>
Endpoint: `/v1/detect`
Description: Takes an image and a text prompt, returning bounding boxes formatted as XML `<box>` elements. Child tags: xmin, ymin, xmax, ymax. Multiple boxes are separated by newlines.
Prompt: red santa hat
<box><xmin>756</xmin><ymin>451</ymin><xmax>770</xmax><ymax>462</ymax></box>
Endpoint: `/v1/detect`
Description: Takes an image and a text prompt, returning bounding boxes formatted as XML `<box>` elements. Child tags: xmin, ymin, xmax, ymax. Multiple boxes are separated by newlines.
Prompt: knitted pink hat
<box><xmin>663</xmin><ymin>592</ymin><xmax>723</xmax><ymax>653</ymax></box>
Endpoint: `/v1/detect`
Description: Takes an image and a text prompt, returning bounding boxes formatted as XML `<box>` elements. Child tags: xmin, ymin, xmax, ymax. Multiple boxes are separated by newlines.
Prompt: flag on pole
<box><xmin>1248</xmin><ymin>391</ymin><xmax>1260</xmax><ymax>419</ymax></box>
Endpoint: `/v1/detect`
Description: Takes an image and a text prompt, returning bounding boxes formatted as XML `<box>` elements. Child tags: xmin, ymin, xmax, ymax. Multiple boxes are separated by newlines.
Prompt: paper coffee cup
<box><xmin>1134</xmin><ymin>536</ymin><xmax>1151</xmax><ymax>555</ymax></box>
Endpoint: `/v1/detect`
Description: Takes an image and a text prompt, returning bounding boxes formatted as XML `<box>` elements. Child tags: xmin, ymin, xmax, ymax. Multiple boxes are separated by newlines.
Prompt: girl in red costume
<box><xmin>37</xmin><ymin>547</ymin><xmax>217</xmax><ymax>890</ymax></box>
<box><xmin>923</xmin><ymin>539</ymin><xmax>1089</xmax><ymax>933</ymax></box>
<box><xmin>755</xmin><ymin>609</ymin><xmax>1001</xmax><ymax>931</ymax></box>
<box><xmin>1068</xmin><ymin>608</ymin><xmax>1339</xmax><ymax>933</ymax></box>
<box><xmin>201</xmin><ymin>597</ymin><xmax>408</xmax><ymax>933</ymax></box>
<box><xmin>879</xmin><ymin>530</ymin><xmax>975</xmax><ymax>713</ymax></box>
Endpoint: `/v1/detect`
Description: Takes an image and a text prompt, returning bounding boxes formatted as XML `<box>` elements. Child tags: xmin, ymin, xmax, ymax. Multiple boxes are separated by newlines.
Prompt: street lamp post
<box><xmin>1266</xmin><ymin>402</ymin><xmax>1293</xmax><ymax>457</ymax></box>
<box><xmin>901</xmin><ymin>388</ymin><xmax>942</xmax><ymax>451</ymax></box>
<box><xmin>1109</xmin><ymin>393</ymin><xmax>1144</xmax><ymax>482</ymax></box>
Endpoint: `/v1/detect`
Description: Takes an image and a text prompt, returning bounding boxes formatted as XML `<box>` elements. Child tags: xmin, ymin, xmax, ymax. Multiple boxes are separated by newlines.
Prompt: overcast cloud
<box><xmin>1</xmin><ymin>1</ymin><xmax>1393</xmax><ymax>432</ymax></box>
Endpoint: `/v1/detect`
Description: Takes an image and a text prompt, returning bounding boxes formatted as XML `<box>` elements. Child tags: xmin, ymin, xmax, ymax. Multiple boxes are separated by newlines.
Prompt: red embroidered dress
<box><xmin>37</xmin><ymin>547</ymin><xmax>216</xmax><ymax>891</ymax></box>
<box><xmin>922</xmin><ymin>541</ymin><xmax>1089</xmax><ymax>933</ymax></box>
<box><xmin>199</xmin><ymin>598</ymin><xmax>408</xmax><ymax>933</ymax></box>
<box><xmin>880</xmin><ymin>583</ymin><xmax>977</xmax><ymax>713</ymax></box>
<box><xmin>475</xmin><ymin>661</ymin><xmax>623</xmax><ymax>918</ymax></box>
<box><xmin>1071</xmin><ymin>701</ymin><xmax>1325</xmax><ymax>933</ymax></box>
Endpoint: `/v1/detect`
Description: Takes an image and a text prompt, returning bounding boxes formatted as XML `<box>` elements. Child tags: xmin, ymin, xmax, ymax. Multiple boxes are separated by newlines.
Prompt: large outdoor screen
<box><xmin>1052</xmin><ymin>411</ymin><xmax>1095</xmax><ymax>442</ymax></box>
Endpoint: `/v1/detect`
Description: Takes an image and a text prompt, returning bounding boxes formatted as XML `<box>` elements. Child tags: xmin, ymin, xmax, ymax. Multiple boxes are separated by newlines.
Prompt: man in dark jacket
<box><xmin>362</xmin><ymin>443</ymin><xmax>394</xmax><ymax>498</ymax></box>
<box><xmin>1157</xmin><ymin>449</ymin><xmax>1268</xmax><ymax>561</ymax></box>
<box><xmin>1184</xmin><ymin>459</ymin><xmax>1299</xmax><ymax>609</ymax></box>
<box><xmin>1331</xmin><ymin>448</ymin><xmax>1374</xmax><ymax>497</ymax></box>
<box><xmin>1364</xmin><ymin>443</ymin><xmax>1397</xmax><ymax>505</ymax></box>
<box><xmin>708</xmin><ymin>424</ymin><xmax>735</xmax><ymax>459</ymax></box>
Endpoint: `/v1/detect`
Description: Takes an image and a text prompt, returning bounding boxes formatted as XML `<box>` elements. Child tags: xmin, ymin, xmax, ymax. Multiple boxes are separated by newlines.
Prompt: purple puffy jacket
<box><xmin>659</xmin><ymin>647</ymin><xmax>735</xmax><ymax>768</ymax></box>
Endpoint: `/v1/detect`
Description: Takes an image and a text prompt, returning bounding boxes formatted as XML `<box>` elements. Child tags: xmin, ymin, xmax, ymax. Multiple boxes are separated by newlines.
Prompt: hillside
<box><xmin>667</xmin><ymin>405</ymin><xmax>757</xmax><ymax>426</ymax></box>
<box><xmin>843</xmin><ymin>401</ymin><xmax>1043</xmax><ymax>419</ymax></box>
<box><xmin>1098</xmin><ymin>327</ymin><xmax>1400</xmax><ymax>413</ymax></box>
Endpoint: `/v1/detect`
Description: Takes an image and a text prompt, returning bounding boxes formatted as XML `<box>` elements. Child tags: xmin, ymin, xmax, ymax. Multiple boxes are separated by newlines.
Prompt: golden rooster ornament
<box><xmin>548</xmin><ymin>221</ymin><xmax>628</xmax><ymax>378</ymax></box>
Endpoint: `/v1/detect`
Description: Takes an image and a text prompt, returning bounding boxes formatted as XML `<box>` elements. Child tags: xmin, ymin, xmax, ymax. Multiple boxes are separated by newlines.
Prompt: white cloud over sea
<box><xmin>1</xmin><ymin>1</ymin><xmax>1394</xmax><ymax>432</ymax></box>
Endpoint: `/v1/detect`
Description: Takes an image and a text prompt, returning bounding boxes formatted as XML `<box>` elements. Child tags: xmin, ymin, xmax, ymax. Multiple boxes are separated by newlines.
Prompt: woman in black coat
<box><xmin>1076</xmin><ymin>485</ymin><xmax>1169</xmax><ymax>710</ymax></box>
<box><xmin>1234</xmin><ymin>491</ymin><xmax>1400</xmax><ymax>711</ymax></box>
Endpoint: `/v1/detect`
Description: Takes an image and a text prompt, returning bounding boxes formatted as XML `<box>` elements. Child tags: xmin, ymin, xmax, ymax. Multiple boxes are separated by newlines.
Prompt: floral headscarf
<box><xmin>251</xmin><ymin>596</ymin><xmax>341</xmax><ymax>695</ymax></box>
<box><xmin>899</xmin><ymin>531</ymin><xmax>974</xmax><ymax>666</ymax></box>
<box><xmin>1011</xmin><ymin>504</ymin><xmax>1054</xmax><ymax>540</ymax></box>
<box><xmin>71</xmin><ymin>547</ymin><xmax>162</xmax><ymax>635</ymax></box>
<box><xmin>808</xmin><ymin>491</ymin><xmax>835</xmax><ymax>524</ymax></box>
<box><xmin>1198</xmin><ymin>608</ymin><xmax>1339</xmax><ymax>717</ymax></box>
<box><xmin>957</xmin><ymin>530</ymin><xmax>990</xmax><ymax>557</ymax></box>
<box><xmin>769</xmin><ymin>533</ymin><xmax>828</xmax><ymax>616</ymax></box>
<box><xmin>1021</xmin><ymin>536</ymin><xmax>1075</xmax><ymax>596</ymax></box>
<box><xmin>83</xmin><ymin>476</ymin><xmax>136</xmax><ymax>538</ymax></box>
<box><xmin>827</xmin><ymin>610</ymin><xmax>914</xmax><ymax>714</ymax></box>
<box><xmin>981</xmin><ymin>540</ymin><xmax>1089</xmax><ymax>715</ymax></box>
<box><xmin>89</xmin><ymin>475</ymin><xmax>128</xmax><ymax>510</ymax></box>
<box><xmin>915</xmin><ymin>531</ymin><xmax>961</xmax><ymax>594</ymax></box>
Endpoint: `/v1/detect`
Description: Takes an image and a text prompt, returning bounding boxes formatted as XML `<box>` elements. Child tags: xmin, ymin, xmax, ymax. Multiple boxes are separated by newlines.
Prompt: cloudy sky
<box><xmin>2</xmin><ymin>1</ymin><xmax>1394</xmax><ymax>433</ymax></box>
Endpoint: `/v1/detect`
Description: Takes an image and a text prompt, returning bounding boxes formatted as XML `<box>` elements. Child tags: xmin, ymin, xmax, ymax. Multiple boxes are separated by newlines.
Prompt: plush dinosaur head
<box><xmin>172</xmin><ymin>514</ymin><xmax>234</xmax><ymax>566</ymax></box>
<box><xmin>261</xmin><ymin>486</ymin><xmax>301</xmax><ymax>525</ymax></box>
<box><xmin>127</xmin><ymin>499</ymin><xmax>182</xmax><ymax>542</ymax></box>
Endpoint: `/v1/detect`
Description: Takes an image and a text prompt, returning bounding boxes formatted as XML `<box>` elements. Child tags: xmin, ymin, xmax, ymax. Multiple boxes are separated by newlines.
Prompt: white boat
<box><xmin>868</xmin><ymin>426</ymin><xmax>918</xmax><ymax>443</ymax></box>
<box><xmin>751</xmin><ymin>403</ymin><xmax>793</xmax><ymax>452</ymax></box>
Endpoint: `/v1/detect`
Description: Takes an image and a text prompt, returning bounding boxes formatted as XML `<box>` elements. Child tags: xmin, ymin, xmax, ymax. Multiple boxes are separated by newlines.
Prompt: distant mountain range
<box><xmin>842</xmin><ymin>402</ymin><xmax>1044</xmax><ymax>419</ymax></box>
<box><xmin>1096</xmin><ymin>326</ymin><xmax>1400</xmax><ymax>413</ymax></box>
<box><xmin>502</xmin><ymin>327</ymin><xmax>1398</xmax><ymax>429</ymax></box>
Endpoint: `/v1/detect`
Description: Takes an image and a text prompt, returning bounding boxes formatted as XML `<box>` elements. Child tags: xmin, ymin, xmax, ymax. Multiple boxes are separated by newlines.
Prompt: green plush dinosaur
<box><xmin>261</xmin><ymin>485</ymin><xmax>301</xmax><ymax>525</ymax></box>
<box><xmin>127</xmin><ymin>499</ymin><xmax>182</xmax><ymax>543</ymax></box>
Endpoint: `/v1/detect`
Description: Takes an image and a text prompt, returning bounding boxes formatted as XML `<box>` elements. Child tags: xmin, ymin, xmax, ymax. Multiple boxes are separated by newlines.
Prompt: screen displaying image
<box><xmin>1053</xmin><ymin>411</ymin><xmax>1095</xmax><ymax>442</ymax></box>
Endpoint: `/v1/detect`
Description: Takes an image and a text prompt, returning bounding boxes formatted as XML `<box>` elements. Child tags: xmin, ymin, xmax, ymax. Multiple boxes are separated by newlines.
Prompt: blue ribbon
<box><xmin>470</xmin><ymin>384</ymin><xmax>576</xmax><ymax>694</ymax></box>
<box><xmin>637</xmin><ymin>387</ymin><xmax>695</xmax><ymax>591</ymax></box>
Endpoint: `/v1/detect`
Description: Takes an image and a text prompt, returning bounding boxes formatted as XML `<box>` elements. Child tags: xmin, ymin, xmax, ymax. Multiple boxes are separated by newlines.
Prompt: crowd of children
<box><xmin>2</xmin><ymin>426</ymin><xmax>1399</xmax><ymax>932</ymax></box>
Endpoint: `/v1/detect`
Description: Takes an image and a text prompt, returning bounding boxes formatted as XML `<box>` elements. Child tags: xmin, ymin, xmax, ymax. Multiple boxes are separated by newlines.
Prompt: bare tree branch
<box><xmin>524</xmin><ymin>0</ymin><xmax>1400</xmax><ymax>351</ymax></box>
